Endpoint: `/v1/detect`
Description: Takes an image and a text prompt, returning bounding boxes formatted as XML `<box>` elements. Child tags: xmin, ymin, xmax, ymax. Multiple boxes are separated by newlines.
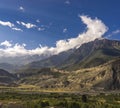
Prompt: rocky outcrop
<box><xmin>110</xmin><ymin>58</ymin><xmax>120</xmax><ymax>89</ymax></box>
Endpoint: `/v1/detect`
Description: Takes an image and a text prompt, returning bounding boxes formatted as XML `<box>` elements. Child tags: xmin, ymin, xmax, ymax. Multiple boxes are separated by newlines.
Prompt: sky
<box><xmin>0</xmin><ymin>0</ymin><xmax>120</xmax><ymax>57</ymax></box>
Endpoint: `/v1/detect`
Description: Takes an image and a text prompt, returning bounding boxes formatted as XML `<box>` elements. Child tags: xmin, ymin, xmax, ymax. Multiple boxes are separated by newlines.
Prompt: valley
<box><xmin>1</xmin><ymin>0</ymin><xmax>120</xmax><ymax>107</ymax></box>
<box><xmin>0</xmin><ymin>39</ymin><xmax>120</xmax><ymax>93</ymax></box>
<box><xmin>0</xmin><ymin>38</ymin><xmax>120</xmax><ymax>107</ymax></box>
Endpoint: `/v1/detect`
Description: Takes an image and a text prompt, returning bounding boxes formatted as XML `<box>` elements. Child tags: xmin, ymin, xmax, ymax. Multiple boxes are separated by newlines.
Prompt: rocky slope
<box><xmin>15</xmin><ymin>57</ymin><xmax>120</xmax><ymax>91</ymax></box>
<box><xmin>61</xmin><ymin>38</ymin><xmax>120</xmax><ymax>70</ymax></box>
<box><xmin>0</xmin><ymin>69</ymin><xmax>16</xmax><ymax>86</ymax></box>
<box><xmin>26</xmin><ymin>38</ymin><xmax>120</xmax><ymax>71</ymax></box>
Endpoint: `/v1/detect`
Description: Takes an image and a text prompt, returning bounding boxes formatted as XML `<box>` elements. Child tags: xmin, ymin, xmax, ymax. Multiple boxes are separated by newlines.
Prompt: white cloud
<box><xmin>63</xmin><ymin>28</ymin><xmax>67</xmax><ymax>33</ymax></box>
<box><xmin>106</xmin><ymin>29</ymin><xmax>120</xmax><ymax>38</ymax></box>
<box><xmin>0</xmin><ymin>20</ymin><xmax>23</xmax><ymax>32</ymax></box>
<box><xmin>17</xmin><ymin>21</ymin><xmax>37</xmax><ymax>29</ymax></box>
<box><xmin>36</xmin><ymin>19</ymin><xmax>40</xmax><ymax>23</ymax></box>
<box><xmin>65</xmin><ymin>0</ymin><xmax>70</xmax><ymax>5</ymax></box>
<box><xmin>19</xmin><ymin>6</ymin><xmax>24</xmax><ymax>11</ymax></box>
<box><xmin>0</xmin><ymin>42</ymin><xmax>52</xmax><ymax>57</ymax></box>
<box><xmin>0</xmin><ymin>40</ymin><xmax>12</xmax><ymax>47</ymax></box>
<box><xmin>38</xmin><ymin>27</ymin><xmax>45</xmax><ymax>31</ymax></box>
<box><xmin>12</xmin><ymin>27</ymin><xmax>23</xmax><ymax>32</ymax></box>
<box><xmin>0</xmin><ymin>15</ymin><xmax>108</xmax><ymax>58</ymax></box>
<box><xmin>0</xmin><ymin>20</ymin><xmax>14</xmax><ymax>28</ymax></box>
<box><xmin>16</xmin><ymin>21</ymin><xmax>20</xmax><ymax>25</ymax></box>
<box><xmin>54</xmin><ymin>15</ymin><xmax>108</xmax><ymax>53</ymax></box>
<box><xmin>21</xmin><ymin>22</ymin><xmax>37</xmax><ymax>29</ymax></box>
<box><xmin>113</xmin><ymin>30</ymin><xmax>120</xmax><ymax>34</ymax></box>
<box><xmin>17</xmin><ymin>21</ymin><xmax>45</xmax><ymax>31</ymax></box>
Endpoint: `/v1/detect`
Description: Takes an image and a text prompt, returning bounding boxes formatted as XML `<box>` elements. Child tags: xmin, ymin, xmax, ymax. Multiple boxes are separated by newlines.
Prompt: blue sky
<box><xmin>0</xmin><ymin>0</ymin><xmax>120</xmax><ymax>52</ymax></box>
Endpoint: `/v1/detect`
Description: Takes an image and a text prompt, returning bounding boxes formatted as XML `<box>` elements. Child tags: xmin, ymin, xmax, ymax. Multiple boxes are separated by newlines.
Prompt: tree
<box><xmin>82</xmin><ymin>95</ymin><xmax>87</xmax><ymax>103</ymax></box>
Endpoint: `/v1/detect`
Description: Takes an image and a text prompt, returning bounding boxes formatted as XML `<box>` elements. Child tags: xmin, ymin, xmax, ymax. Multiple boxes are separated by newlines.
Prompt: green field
<box><xmin>0</xmin><ymin>91</ymin><xmax>120</xmax><ymax>108</ymax></box>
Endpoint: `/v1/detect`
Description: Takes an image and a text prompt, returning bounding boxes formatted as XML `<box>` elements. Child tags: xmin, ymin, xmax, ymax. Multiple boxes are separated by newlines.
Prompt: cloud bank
<box><xmin>0</xmin><ymin>15</ymin><xmax>108</xmax><ymax>58</ymax></box>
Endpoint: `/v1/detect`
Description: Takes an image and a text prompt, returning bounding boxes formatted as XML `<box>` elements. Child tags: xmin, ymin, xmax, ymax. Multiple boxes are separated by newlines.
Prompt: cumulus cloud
<box><xmin>0</xmin><ymin>40</ymin><xmax>12</xmax><ymax>47</ymax></box>
<box><xmin>54</xmin><ymin>15</ymin><xmax>108</xmax><ymax>53</ymax></box>
<box><xmin>17</xmin><ymin>21</ymin><xmax>37</xmax><ymax>29</ymax></box>
<box><xmin>0</xmin><ymin>42</ymin><xmax>52</xmax><ymax>57</ymax></box>
<box><xmin>0</xmin><ymin>15</ymin><xmax>108</xmax><ymax>58</ymax></box>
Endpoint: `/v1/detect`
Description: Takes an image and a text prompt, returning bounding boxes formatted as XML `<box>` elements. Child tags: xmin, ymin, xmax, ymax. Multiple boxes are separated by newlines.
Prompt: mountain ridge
<box><xmin>25</xmin><ymin>38</ymin><xmax>120</xmax><ymax>71</ymax></box>
<box><xmin>0</xmin><ymin>38</ymin><xmax>120</xmax><ymax>92</ymax></box>
<box><xmin>0</xmin><ymin>69</ymin><xmax>17</xmax><ymax>86</ymax></box>
<box><xmin>14</xmin><ymin>57</ymin><xmax>120</xmax><ymax>91</ymax></box>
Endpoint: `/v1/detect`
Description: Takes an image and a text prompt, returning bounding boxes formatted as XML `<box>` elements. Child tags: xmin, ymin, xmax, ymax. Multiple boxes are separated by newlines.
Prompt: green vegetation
<box><xmin>0</xmin><ymin>92</ymin><xmax>120</xmax><ymax>108</ymax></box>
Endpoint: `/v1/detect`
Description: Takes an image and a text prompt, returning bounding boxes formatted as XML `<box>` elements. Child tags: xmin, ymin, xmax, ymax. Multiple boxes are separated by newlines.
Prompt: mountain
<box><xmin>110</xmin><ymin>57</ymin><xmax>120</xmax><ymax>89</ymax></box>
<box><xmin>0</xmin><ymin>54</ymin><xmax>51</xmax><ymax>66</ymax></box>
<box><xmin>0</xmin><ymin>69</ymin><xmax>17</xmax><ymax>86</ymax></box>
<box><xmin>15</xmin><ymin>57</ymin><xmax>120</xmax><ymax>91</ymax></box>
<box><xmin>16</xmin><ymin>67</ymin><xmax>68</xmax><ymax>88</ymax></box>
<box><xmin>0</xmin><ymin>63</ymin><xmax>19</xmax><ymax>73</ymax></box>
<box><xmin>0</xmin><ymin>38</ymin><xmax>120</xmax><ymax>91</ymax></box>
<box><xmin>0</xmin><ymin>54</ymin><xmax>53</xmax><ymax>73</ymax></box>
<box><xmin>2</xmin><ymin>38</ymin><xmax>120</xmax><ymax>73</ymax></box>
<box><xmin>26</xmin><ymin>38</ymin><xmax>120</xmax><ymax>71</ymax></box>
<box><xmin>24</xmin><ymin>49</ymin><xmax>74</xmax><ymax>69</ymax></box>
<box><xmin>69</xmin><ymin>57</ymin><xmax>120</xmax><ymax>91</ymax></box>
<box><xmin>60</xmin><ymin>38</ymin><xmax>120</xmax><ymax>70</ymax></box>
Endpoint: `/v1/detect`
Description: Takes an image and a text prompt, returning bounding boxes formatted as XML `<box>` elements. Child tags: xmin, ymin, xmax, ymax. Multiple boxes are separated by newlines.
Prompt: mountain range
<box><xmin>0</xmin><ymin>38</ymin><xmax>120</xmax><ymax>91</ymax></box>
<box><xmin>25</xmin><ymin>38</ymin><xmax>120</xmax><ymax>70</ymax></box>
